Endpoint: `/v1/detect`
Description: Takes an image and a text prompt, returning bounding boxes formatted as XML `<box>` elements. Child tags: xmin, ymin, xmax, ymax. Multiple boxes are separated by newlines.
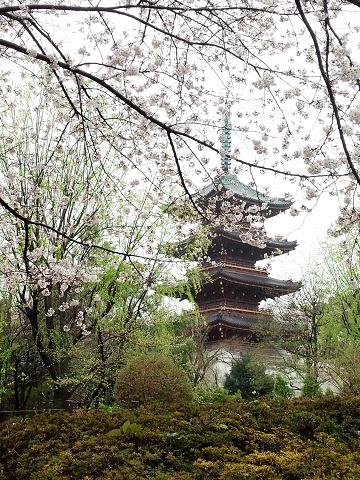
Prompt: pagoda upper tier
<box><xmin>208</xmin><ymin>226</ymin><xmax>297</xmax><ymax>263</ymax></box>
<box><xmin>195</xmin><ymin>173</ymin><xmax>293</xmax><ymax>218</ymax></box>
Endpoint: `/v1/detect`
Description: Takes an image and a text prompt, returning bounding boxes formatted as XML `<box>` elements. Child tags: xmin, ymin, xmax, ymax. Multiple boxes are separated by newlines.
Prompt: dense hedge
<box><xmin>1</xmin><ymin>396</ymin><xmax>360</xmax><ymax>479</ymax></box>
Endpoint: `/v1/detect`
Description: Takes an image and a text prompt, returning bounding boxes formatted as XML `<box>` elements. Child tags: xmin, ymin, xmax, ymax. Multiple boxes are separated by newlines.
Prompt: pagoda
<box><xmin>189</xmin><ymin>116</ymin><xmax>300</xmax><ymax>343</ymax></box>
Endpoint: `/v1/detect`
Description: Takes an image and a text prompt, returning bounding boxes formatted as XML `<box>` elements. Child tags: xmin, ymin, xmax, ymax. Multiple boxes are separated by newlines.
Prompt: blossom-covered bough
<box><xmin>0</xmin><ymin>1</ymin><xmax>359</xmax><ymax>233</ymax></box>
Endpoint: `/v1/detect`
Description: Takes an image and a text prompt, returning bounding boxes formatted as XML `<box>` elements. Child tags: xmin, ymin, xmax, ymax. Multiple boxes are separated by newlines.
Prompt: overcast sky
<box><xmin>263</xmin><ymin>190</ymin><xmax>340</xmax><ymax>280</ymax></box>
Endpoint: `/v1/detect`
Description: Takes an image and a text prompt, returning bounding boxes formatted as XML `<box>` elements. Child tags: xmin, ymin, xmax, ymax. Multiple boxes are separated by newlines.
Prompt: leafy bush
<box><xmin>272</xmin><ymin>374</ymin><xmax>294</xmax><ymax>399</ymax></box>
<box><xmin>114</xmin><ymin>352</ymin><xmax>194</xmax><ymax>406</ymax></box>
<box><xmin>194</xmin><ymin>386</ymin><xmax>231</xmax><ymax>403</ymax></box>
<box><xmin>301</xmin><ymin>374</ymin><xmax>322</xmax><ymax>398</ymax></box>
<box><xmin>224</xmin><ymin>355</ymin><xmax>274</xmax><ymax>398</ymax></box>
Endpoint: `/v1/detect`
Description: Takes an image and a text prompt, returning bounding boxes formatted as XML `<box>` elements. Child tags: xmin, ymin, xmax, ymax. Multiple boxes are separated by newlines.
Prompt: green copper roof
<box><xmin>199</xmin><ymin>173</ymin><xmax>293</xmax><ymax>211</ymax></box>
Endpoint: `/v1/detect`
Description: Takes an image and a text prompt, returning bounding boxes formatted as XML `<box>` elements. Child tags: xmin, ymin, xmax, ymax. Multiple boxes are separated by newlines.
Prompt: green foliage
<box><xmin>194</xmin><ymin>386</ymin><xmax>242</xmax><ymax>404</ymax></box>
<box><xmin>114</xmin><ymin>352</ymin><xmax>194</xmax><ymax>406</ymax></box>
<box><xmin>324</xmin><ymin>339</ymin><xmax>360</xmax><ymax>395</ymax></box>
<box><xmin>107</xmin><ymin>420</ymin><xmax>142</xmax><ymax>436</ymax></box>
<box><xmin>194</xmin><ymin>386</ymin><xmax>232</xmax><ymax>403</ymax></box>
<box><xmin>0</xmin><ymin>294</ymin><xmax>49</xmax><ymax>411</ymax></box>
<box><xmin>98</xmin><ymin>403</ymin><xmax>118</xmax><ymax>413</ymax></box>
<box><xmin>272</xmin><ymin>375</ymin><xmax>294</xmax><ymax>399</ymax></box>
<box><xmin>224</xmin><ymin>355</ymin><xmax>274</xmax><ymax>399</ymax></box>
<box><xmin>325</xmin><ymin>387</ymin><xmax>335</xmax><ymax>397</ymax></box>
<box><xmin>121</xmin><ymin>309</ymin><xmax>203</xmax><ymax>384</ymax></box>
<box><xmin>301</xmin><ymin>375</ymin><xmax>322</xmax><ymax>398</ymax></box>
<box><xmin>1</xmin><ymin>397</ymin><xmax>360</xmax><ymax>479</ymax></box>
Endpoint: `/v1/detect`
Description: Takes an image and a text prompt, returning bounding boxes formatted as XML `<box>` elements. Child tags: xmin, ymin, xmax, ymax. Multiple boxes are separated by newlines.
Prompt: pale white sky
<box><xmin>263</xmin><ymin>190</ymin><xmax>340</xmax><ymax>280</ymax></box>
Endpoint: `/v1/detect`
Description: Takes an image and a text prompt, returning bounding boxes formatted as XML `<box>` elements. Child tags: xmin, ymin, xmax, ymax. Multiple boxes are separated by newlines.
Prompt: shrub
<box><xmin>114</xmin><ymin>352</ymin><xmax>194</xmax><ymax>406</ymax></box>
<box><xmin>194</xmin><ymin>386</ymin><xmax>231</xmax><ymax>404</ymax></box>
<box><xmin>301</xmin><ymin>375</ymin><xmax>322</xmax><ymax>398</ymax></box>
<box><xmin>272</xmin><ymin>375</ymin><xmax>294</xmax><ymax>399</ymax></box>
<box><xmin>224</xmin><ymin>355</ymin><xmax>274</xmax><ymax>398</ymax></box>
<box><xmin>1</xmin><ymin>397</ymin><xmax>360</xmax><ymax>479</ymax></box>
<box><xmin>193</xmin><ymin>386</ymin><xmax>242</xmax><ymax>404</ymax></box>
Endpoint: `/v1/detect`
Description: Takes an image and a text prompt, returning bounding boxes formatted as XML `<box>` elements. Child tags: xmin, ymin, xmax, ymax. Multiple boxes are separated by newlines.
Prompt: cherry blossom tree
<box><xmin>1</xmin><ymin>1</ymin><xmax>360</xmax><ymax>406</ymax></box>
<box><xmin>0</xmin><ymin>1</ymin><xmax>359</xmax><ymax>234</ymax></box>
<box><xmin>0</xmin><ymin>74</ymin><xmax>194</xmax><ymax>408</ymax></box>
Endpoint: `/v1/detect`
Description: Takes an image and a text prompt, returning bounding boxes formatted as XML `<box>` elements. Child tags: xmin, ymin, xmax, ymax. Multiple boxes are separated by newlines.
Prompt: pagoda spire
<box><xmin>221</xmin><ymin>114</ymin><xmax>231</xmax><ymax>173</ymax></box>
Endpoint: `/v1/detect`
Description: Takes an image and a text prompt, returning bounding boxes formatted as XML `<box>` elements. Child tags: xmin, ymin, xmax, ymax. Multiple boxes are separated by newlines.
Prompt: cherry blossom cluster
<box><xmin>0</xmin><ymin>1</ymin><xmax>359</xmax><ymax>259</ymax></box>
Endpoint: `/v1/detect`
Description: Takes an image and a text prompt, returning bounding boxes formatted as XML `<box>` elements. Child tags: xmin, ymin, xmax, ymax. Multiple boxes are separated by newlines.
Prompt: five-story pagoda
<box><xmin>188</xmin><ymin>117</ymin><xmax>299</xmax><ymax>342</ymax></box>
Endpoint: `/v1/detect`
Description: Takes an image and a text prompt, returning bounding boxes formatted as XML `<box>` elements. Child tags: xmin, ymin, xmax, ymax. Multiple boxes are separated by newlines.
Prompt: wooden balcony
<box><xmin>198</xmin><ymin>299</ymin><xmax>259</xmax><ymax>314</ymax></box>
<box><xmin>202</xmin><ymin>257</ymin><xmax>268</xmax><ymax>276</ymax></box>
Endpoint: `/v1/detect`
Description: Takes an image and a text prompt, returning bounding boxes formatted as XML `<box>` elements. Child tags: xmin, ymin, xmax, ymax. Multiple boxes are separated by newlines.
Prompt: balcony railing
<box><xmin>199</xmin><ymin>300</ymin><xmax>259</xmax><ymax>313</ymax></box>
<box><xmin>202</xmin><ymin>258</ymin><xmax>268</xmax><ymax>275</ymax></box>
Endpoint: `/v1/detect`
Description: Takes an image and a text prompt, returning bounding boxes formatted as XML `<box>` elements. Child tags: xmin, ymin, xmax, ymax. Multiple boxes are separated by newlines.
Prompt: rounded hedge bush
<box><xmin>114</xmin><ymin>353</ymin><xmax>194</xmax><ymax>406</ymax></box>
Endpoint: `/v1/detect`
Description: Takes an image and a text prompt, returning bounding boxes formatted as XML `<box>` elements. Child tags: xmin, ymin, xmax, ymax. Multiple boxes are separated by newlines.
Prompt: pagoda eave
<box><xmin>211</xmin><ymin>228</ymin><xmax>297</xmax><ymax>255</ymax></box>
<box><xmin>200</xmin><ymin>267</ymin><xmax>300</xmax><ymax>293</ymax></box>
<box><xmin>202</xmin><ymin>310</ymin><xmax>272</xmax><ymax>341</ymax></box>
<box><xmin>195</xmin><ymin>174</ymin><xmax>293</xmax><ymax>217</ymax></box>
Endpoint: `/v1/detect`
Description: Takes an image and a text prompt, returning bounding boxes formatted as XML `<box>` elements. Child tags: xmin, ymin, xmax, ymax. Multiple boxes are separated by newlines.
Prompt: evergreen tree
<box><xmin>224</xmin><ymin>355</ymin><xmax>274</xmax><ymax>399</ymax></box>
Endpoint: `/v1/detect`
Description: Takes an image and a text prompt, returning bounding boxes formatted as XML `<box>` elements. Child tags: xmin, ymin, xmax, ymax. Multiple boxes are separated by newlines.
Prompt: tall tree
<box><xmin>257</xmin><ymin>266</ymin><xmax>330</xmax><ymax>387</ymax></box>
<box><xmin>320</xmin><ymin>233</ymin><xmax>360</xmax><ymax>393</ymax></box>
<box><xmin>260</xmin><ymin>235</ymin><xmax>360</xmax><ymax>394</ymax></box>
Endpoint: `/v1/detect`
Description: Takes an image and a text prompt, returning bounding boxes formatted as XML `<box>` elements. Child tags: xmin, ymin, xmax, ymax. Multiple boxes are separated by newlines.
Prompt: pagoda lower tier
<box><xmin>194</xmin><ymin>262</ymin><xmax>299</xmax><ymax>342</ymax></box>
